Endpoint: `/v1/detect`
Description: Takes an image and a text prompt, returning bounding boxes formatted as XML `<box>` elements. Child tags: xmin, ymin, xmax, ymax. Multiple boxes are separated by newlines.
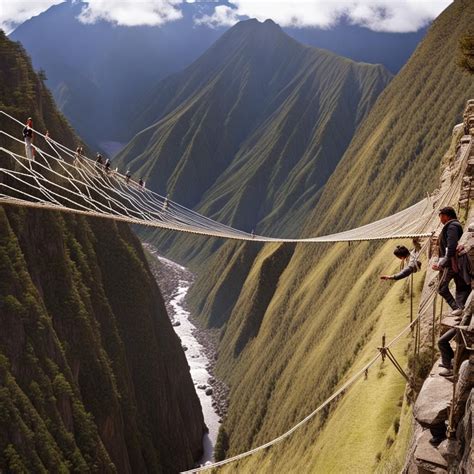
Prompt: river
<box><xmin>145</xmin><ymin>246</ymin><xmax>221</xmax><ymax>464</ymax></box>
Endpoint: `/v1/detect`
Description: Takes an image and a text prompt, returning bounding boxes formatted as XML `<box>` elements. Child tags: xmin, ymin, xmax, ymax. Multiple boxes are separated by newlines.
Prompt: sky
<box><xmin>0</xmin><ymin>0</ymin><xmax>453</xmax><ymax>34</ymax></box>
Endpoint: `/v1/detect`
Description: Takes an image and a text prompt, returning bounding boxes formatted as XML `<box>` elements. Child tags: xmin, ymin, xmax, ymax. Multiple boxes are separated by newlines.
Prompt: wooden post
<box><xmin>447</xmin><ymin>382</ymin><xmax>458</xmax><ymax>439</ymax></box>
<box><xmin>432</xmin><ymin>293</ymin><xmax>437</xmax><ymax>365</ymax></box>
<box><xmin>439</xmin><ymin>297</ymin><xmax>444</xmax><ymax>327</ymax></box>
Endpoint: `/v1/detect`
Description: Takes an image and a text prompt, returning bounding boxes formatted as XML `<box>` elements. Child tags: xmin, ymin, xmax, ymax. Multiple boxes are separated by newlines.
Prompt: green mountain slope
<box><xmin>305</xmin><ymin>0</ymin><xmax>474</xmax><ymax>236</ymax></box>
<box><xmin>0</xmin><ymin>31</ymin><xmax>205</xmax><ymax>472</ymax></box>
<box><xmin>182</xmin><ymin>1</ymin><xmax>474</xmax><ymax>471</ymax></box>
<box><xmin>116</xmin><ymin>19</ymin><xmax>391</xmax><ymax>246</ymax></box>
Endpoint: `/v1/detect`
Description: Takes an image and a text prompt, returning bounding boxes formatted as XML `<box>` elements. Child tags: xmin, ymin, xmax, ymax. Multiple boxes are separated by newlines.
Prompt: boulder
<box><xmin>205</xmin><ymin>388</ymin><xmax>213</xmax><ymax>396</ymax></box>
<box><xmin>414</xmin><ymin>431</ymin><xmax>448</xmax><ymax>472</ymax></box>
<box><xmin>437</xmin><ymin>439</ymin><xmax>460</xmax><ymax>466</ymax></box>
<box><xmin>414</xmin><ymin>376</ymin><xmax>453</xmax><ymax>427</ymax></box>
<box><xmin>457</xmin><ymin>389</ymin><xmax>474</xmax><ymax>473</ymax></box>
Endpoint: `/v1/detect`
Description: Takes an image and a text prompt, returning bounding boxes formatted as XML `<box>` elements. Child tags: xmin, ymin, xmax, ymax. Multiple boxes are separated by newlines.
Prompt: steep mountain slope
<box><xmin>117</xmin><ymin>19</ymin><xmax>391</xmax><ymax>252</ymax></box>
<box><xmin>181</xmin><ymin>0</ymin><xmax>474</xmax><ymax>471</ymax></box>
<box><xmin>0</xmin><ymin>31</ymin><xmax>205</xmax><ymax>472</ymax></box>
<box><xmin>305</xmin><ymin>0</ymin><xmax>474</xmax><ymax>237</ymax></box>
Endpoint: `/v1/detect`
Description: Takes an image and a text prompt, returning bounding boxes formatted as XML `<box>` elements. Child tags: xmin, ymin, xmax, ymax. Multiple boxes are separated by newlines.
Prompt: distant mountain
<box><xmin>117</xmin><ymin>19</ymin><xmax>392</xmax><ymax>252</ymax></box>
<box><xmin>10</xmin><ymin>1</ymin><xmax>425</xmax><ymax>151</ymax></box>
<box><xmin>9</xmin><ymin>1</ymin><xmax>225</xmax><ymax>149</ymax></box>
<box><xmin>286</xmin><ymin>22</ymin><xmax>427</xmax><ymax>74</ymax></box>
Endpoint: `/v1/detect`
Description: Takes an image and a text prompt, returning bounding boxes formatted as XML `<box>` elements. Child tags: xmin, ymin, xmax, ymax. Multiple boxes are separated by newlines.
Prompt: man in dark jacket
<box><xmin>433</xmin><ymin>207</ymin><xmax>470</xmax><ymax>314</ymax></box>
<box><xmin>432</xmin><ymin>207</ymin><xmax>471</xmax><ymax>377</ymax></box>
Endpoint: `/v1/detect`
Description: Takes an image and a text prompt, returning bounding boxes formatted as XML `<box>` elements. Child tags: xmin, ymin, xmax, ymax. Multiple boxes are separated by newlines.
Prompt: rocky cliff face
<box><xmin>0</xmin><ymin>209</ymin><xmax>206</xmax><ymax>472</ymax></box>
<box><xmin>404</xmin><ymin>104</ymin><xmax>474</xmax><ymax>473</ymax></box>
<box><xmin>0</xmin><ymin>30</ymin><xmax>205</xmax><ymax>472</ymax></box>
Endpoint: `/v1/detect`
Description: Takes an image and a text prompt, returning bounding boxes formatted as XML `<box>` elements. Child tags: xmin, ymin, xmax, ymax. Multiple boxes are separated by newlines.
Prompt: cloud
<box><xmin>195</xmin><ymin>0</ymin><xmax>453</xmax><ymax>33</ymax></box>
<box><xmin>1</xmin><ymin>0</ymin><xmax>452</xmax><ymax>34</ymax></box>
<box><xmin>77</xmin><ymin>0</ymin><xmax>183</xmax><ymax>27</ymax></box>
<box><xmin>195</xmin><ymin>4</ymin><xmax>239</xmax><ymax>28</ymax></box>
<box><xmin>0</xmin><ymin>0</ymin><xmax>64</xmax><ymax>33</ymax></box>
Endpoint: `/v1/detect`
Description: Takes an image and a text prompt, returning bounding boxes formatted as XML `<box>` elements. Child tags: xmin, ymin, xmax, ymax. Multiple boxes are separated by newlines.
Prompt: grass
<box><xmin>214</xmin><ymin>239</ymin><xmax>421</xmax><ymax>473</ymax></box>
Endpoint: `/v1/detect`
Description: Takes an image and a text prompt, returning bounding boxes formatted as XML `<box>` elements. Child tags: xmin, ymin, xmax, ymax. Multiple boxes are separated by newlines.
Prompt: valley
<box><xmin>145</xmin><ymin>246</ymin><xmax>224</xmax><ymax>464</ymax></box>
<box><xmin>1</xmin><ymin>0</ymin><xmax>474</xmax><ymax>472</ymax></box>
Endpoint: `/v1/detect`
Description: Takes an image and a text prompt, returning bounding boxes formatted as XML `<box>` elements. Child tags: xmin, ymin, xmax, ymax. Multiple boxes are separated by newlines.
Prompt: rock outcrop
<box><xmin>405</xmin><ymin>101</ymin><xmax>474</xmax><ymax>473</ymax></box>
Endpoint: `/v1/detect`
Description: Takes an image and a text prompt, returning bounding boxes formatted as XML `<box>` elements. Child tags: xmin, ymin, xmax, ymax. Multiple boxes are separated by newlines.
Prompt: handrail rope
<box><xmin>4</xmin><ymin>135</ymin><xmax>150</xmax><ymax>219</ymax></box>
<box><xmin>183</xmin><ymin>277</ymin><xmax>440</xmax><ymax>473</ymax></box>
<box><xmin>1</xmin><ymin>148</ymin><xmax>133</xmax><ymax>218</ymax></box>
<box><xmin>3</xmin><ymin>129</ymin><xmax>251</xmax><ymax>235</ymax></box>
<box><xmin>181</xmin><ymin>289</ymin><xmax>436</xmax><ymax>473</ymax></box>
<box><xmin>0</xmin><ymin>143</ymin><xmax>436</xmax><ymax>242</ymax></box>
<box><xmin>1</xmin><ymin>110</ymin><xmax>256</xmax><ymax>237</ymax></box>
<box><xmin>0</xmin><ymin>111</ymin><xmax>469</xmax><ymax>245</ymax></box>
<box><xmin>0</xmin><ymin>110</ymin><xmax>441</xmax><ymax>241</ymax></box>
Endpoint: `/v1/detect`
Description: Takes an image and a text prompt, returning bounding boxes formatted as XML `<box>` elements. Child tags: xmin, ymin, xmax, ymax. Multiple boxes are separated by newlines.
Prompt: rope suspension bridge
<box><xmin>0</xmin><ymin>109</ymin><xmax>471</xmax><ymax>473</ymax></box>
<box><xmin>0</xmin><ymin>110</ymin><xmax>447</xmax><ymax>244</ymax></box>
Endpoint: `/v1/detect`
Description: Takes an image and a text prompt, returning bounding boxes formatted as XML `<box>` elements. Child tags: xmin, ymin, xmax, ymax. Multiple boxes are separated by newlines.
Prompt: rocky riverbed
<box><xmin>144</xmin><ymin>244</ymin><xmax>229</xmax><ymax>463</ymax></box>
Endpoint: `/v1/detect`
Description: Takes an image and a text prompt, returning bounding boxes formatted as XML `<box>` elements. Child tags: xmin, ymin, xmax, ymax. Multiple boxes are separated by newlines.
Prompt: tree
<box><xmin>38</xmin><ymin>69</ymin><xmax>47</xmax><ymax>82</ymax></box>
<box><xmin>459</xmin><ymin>35</ymin><xmax>474</xmax><ymax>74</ymax></box>
<box><xmin>214</xmin><ymin>427</ymin><xmax>230</xmax><ymax>461</ymax></box>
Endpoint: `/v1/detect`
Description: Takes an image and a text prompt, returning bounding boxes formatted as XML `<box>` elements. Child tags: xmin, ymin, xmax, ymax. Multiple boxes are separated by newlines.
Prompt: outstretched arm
<box><xmin>381</xmin><ymin>266</ymin><xmax>414</xmax><ymax>281</ymax></box>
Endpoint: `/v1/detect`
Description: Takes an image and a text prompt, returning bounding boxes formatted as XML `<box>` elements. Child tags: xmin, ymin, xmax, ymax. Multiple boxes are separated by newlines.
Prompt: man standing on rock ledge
<box><xmin>432</xmin><ymin>207</ymin><xmax>470</xmax><ymax>314</ymax></box>
<box><xmin>432</xmin><ymin>206</ymin><xmax>471</xmax><ymax>377</ymax></box>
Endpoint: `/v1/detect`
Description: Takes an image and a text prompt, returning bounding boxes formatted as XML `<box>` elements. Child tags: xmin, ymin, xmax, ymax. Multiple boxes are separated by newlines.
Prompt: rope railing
<box><xmin>179</xmin><ymin>139</ymin><xmax>471</xmax><ymax>472</ymax></box>
<box><xmin>0</xmin><ymin>110</ymin><xmax>459</xmax><ymax>244</ymax></box>
<box><xmin>181</xmin><ymin>285</ymin><xmax>438</xmax><ymax>473</ymax></box>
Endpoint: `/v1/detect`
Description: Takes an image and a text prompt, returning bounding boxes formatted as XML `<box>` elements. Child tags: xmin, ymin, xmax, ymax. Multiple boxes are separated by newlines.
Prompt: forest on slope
<box><xmin>0</xmin><ymin>31</ymin><xmax>205</xmax><ymax>473</ymax></box>
<box><xmin>179</xmin><ymin>0</ymin><xmax>474</xmax><ymax>471</ymax></box>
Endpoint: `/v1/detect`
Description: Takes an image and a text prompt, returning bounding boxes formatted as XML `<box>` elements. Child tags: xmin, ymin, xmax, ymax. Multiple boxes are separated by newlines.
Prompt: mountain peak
<box><xmin>234</xmin><ymin>17</ymin><xmax>282</xmax><ymax>34</ymax></box>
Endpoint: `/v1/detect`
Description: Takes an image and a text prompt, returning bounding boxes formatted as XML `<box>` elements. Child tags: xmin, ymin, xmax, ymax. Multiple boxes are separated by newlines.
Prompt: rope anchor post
<box><xmin>378</xmin><ymin>334</ymin><xmax>411</xmax><ymax>385</ymax></box>
<box><xmin>378</xmin><ymin>334</ymin><xmax>387</xmax><ymax>362</ymax></box>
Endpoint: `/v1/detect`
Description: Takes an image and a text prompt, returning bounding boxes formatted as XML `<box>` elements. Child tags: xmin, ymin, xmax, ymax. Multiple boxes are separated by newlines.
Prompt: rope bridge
<box><xmin>0</xmin><ymin>110</ymin><xmax>441</xmax><ymax>244</ymax></box>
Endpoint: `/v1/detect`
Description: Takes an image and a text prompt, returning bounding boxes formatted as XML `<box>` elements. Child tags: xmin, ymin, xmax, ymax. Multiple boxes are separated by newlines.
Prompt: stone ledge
<box><xmin>414</xmin><ymin>431</ymin><xmax>448</xmax><ymax>472</ymax></box>
<box><xmin>414</xmin><ymin>373</ymin><xmax>453</xmax><ymax>427</ymax></box>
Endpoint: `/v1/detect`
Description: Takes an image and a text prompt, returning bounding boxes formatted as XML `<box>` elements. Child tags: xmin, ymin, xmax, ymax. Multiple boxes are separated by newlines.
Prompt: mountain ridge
<box><xmin>9</xmin><ymin>1</ymin><xmax>424</xmax><ymax>149</ymax></box>
<box><xmin>117</xmin><ymin>18</ymin><xmax>392</xmax><ymax>264</ymax></box>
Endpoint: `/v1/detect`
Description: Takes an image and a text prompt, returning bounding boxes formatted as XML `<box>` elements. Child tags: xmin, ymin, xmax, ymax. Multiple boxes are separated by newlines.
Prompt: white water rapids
<box><xmin>147</xmin><ymin>249</ymin><xmax>221</xmax><ymax>464</ymax></box>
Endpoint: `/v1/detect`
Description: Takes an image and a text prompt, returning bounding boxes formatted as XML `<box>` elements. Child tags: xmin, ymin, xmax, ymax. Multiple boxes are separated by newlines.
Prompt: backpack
<box><xmin>23</xmin><ymin>126</ymin><xmax>32</xmax><ymax>139</ymax></box>
<box><xmin>457</xmin><ymin>225</ymin><xmax>474</xmax><ymax>278</ymax></box>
